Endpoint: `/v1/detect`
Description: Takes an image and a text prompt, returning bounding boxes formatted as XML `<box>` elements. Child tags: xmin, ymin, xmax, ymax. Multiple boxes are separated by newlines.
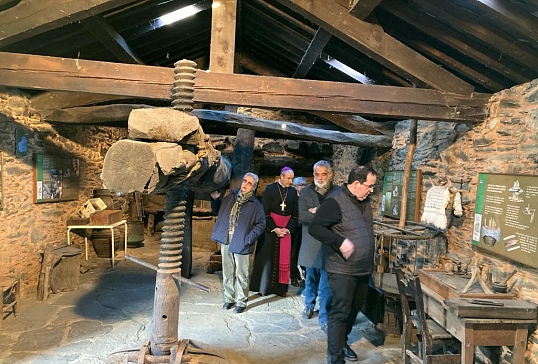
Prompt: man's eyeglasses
<box><xmin>361</xmin><ymin>183</ymin><xmax>375</xmax><ymax>190</ymax></box>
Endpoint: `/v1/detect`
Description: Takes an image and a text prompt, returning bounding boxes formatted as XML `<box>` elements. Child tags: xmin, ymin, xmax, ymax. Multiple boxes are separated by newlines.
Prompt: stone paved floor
<box><xmin>0</xmin><ymin>234</ymin><xmax>402</xmax><ymax>364</ymax></box>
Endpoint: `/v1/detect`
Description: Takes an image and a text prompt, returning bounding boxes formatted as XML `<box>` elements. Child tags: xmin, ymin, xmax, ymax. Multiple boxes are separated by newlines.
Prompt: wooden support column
<box><xmin>210</xmin><ymin>0</ymin><xmax>254</xmax><ymax>190</ymax></box>
<box><xmin>399</xmin><ymin>117</ymin><xmax>417</xmax><ymax>229</ymax></box>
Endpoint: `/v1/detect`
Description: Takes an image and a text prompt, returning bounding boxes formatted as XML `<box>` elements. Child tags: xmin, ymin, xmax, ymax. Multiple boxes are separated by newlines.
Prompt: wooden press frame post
<box><xmin>399</xmin><ymin>116</ymin><xmax>418</xmax><ymax>230</ymax></box>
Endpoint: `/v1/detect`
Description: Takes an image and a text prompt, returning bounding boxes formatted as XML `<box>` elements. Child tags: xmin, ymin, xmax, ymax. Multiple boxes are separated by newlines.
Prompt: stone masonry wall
<box><xmin>382</xmin><ymin>79</ymin><xmax>538</xmax><ymax>363</ymax></box>
<box><xmin>0</xmin><ymin>87</ymin><xmax>127</xmax><ymax>297</ymax></box>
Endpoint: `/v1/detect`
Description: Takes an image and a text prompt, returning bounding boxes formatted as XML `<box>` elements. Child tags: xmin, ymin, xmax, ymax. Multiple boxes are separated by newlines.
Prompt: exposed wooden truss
<box><xmin>0</xmin><ymin>52</ymin><xmax>491</xmax><ymax>123</ymax></box>
<box><xmin>275</xmin><ymin>0</ymin><xmax>475</xmax><ymax>94</ymax></box>
<box><xmin>0</xmin><ymin>0</ymin><xmax>138</xmax><ymax>47</ymax></box>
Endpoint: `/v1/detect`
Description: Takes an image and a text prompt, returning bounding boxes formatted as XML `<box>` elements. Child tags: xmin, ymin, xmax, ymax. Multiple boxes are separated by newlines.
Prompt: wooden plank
<box><xmin>191</xmin><ymin>109</ymin><xmax>393</xmax><ymax>147</ymax></box>
<box><xmin>445</xmin><ymin>298</ymin><xmax>537</xmax><ymax>320</ymax></box>
<box><xmin>30</xmin><ymin>91</ymin><xmax>127</xmax><ymax>112</ymax></box>
<box><xmin>40</xmin><ymin>104</ymin><xmax>153</xmax><ymax>123</ymax></box>
<box><xmin>275</xmin><ymin>0</ymin><xmax>475</xmax><ymax>94</ymax></box>
<box><xmin>0</xmin><ymin>0</ymin><xmax>139</xmax><ymax>47</ymax></box>
<box><xmin>0</xmin><ymin>52</ymin><xmax>491</xmax><ymax>122</ymax></box>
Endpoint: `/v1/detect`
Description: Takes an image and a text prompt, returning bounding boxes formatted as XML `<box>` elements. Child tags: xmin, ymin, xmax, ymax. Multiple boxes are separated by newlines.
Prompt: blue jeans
<box><xmin>303</xmin><ymin>267</ymin><xmax>331</xmax><ymax>325</ymax></box>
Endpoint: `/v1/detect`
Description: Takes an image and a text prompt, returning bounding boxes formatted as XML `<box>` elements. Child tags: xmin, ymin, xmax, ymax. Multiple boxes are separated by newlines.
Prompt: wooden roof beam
<box><xmin>275</xmin><ymin>0</ymin><xmax>475</xmax><ymax>95</ymax></box>
<box><xmin>335</xmin><ymin>0</ymin><xmax>382</xmax><ymax>19</ymax></box>
<box><xmin>468</xmin><ymin>0</ymin><xmax>538</xmax><ymax>44</ymax></box>
<box><xmin>0</xmin><ymin>52</ymin><xmax>490</xmax><ymax>122</ymax></box>
<box><xmin>412</xmin><ymin>0</ymin><xmax>538</xmax><ymax>71</ymax></box>
<box><xmin>0</xmin><ymin>0</ymin><xmax>138</xmax><ymax>47</ymax></box>
<box><xmin>81</xmin><ymin>15</ymin><xmax>142</xmax><ymax>64</ymax></box>
<box><xmin>293</xmin><ymin>28</ymin><xmax>332</xmax><ymax>79</ymax></box>
<box><xmin>379</xmin><ymin>1</ymin><xmax>530</xmax><ymax>85</ymax></box>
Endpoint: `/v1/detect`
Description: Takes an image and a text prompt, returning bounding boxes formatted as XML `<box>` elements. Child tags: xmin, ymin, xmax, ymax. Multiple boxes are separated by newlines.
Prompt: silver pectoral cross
<box><xmin>280</xmin><ymin>201</ymin><xmax>286</xmax><ymax>211</ymax></box>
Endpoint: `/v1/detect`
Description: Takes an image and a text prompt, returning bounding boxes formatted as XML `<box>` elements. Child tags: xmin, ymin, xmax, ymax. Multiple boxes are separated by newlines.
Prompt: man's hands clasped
<box><xmin>274</xmin><ymin>227</ymin><xmax>290</xmax><ymax>238</ymax></box>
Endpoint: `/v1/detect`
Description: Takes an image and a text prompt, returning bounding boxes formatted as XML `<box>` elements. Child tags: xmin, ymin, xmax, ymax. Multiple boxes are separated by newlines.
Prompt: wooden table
<box><xmin>419</xmin><ymin>269</ymin><xmax>537</xmax><ymax>364</ymax></box>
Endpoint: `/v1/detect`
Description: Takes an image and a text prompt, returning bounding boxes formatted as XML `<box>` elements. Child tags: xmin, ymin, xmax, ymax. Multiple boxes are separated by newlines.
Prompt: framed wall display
<box><xmin>473</xmin><ymin>172</ymin><xmax>538</xmax><ymax>268</ymax></box>
<box><xmin>33</xmin><ymin>154</ymin><xmax>80</xmax><ymax>203</ymax></box>
<box><xmin>381</xmin><ymin>169</ymin><xmax>422</xmax><ymax>222</ymax></box>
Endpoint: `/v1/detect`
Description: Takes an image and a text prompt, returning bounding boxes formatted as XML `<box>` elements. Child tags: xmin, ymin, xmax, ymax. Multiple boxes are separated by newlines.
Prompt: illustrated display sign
<box><xmin>473</xmin><ymin>173</ymin><xmax>538</xmax><ymax>268</ymax></box>
<box><xmin>33</xmin><ymin>154</ymin><xmax>80</xmax><ymax>203</ymax></box>
<box><xmin>381</xmin><ymin>170</ymin><xmax>422</xmax><ymax>222</ymax></box>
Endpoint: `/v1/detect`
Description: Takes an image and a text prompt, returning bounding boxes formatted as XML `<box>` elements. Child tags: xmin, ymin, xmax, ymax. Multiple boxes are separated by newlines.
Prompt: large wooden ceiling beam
<box><xmin>194</xmin><ymin>72</ymin><xmax>488</xmax><ymax>122</ymax></box>
<box><xmin>0</xmin><ymin>52</ymin><xmax>490</xmax><ymax>122</ymax></box>
<box><xmin>81</xmin><ymin>15</ymin><xmax>142</xmax><ymax>64</ymax></box>
<box><xmin>275</xmin><ymin>0</ymin><xmax>475</xmax><ymax>95</ymax></box>
<box><xmin>0</xmin><ymin>0</ymin><xmax>139</xmax><ymax>47</ymax></box>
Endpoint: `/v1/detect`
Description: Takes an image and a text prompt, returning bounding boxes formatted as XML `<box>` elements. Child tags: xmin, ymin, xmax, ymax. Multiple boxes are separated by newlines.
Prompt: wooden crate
<box><xmin>90</xmin><ymin>210</ymin><xmax>123</xmax><ymax>225</ymax></box>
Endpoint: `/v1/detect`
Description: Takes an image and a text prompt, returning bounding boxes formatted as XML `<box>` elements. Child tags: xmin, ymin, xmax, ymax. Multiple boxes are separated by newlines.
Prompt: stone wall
<box><xmin>382</xmin><ymin>79</ymin><xmax>538</xmax><ymax>363</ymax></box>
<box><xmin>0</xmin><ymin>87</ymin><xmax>127</xmax><ymax>296</ymax></box>
<box><xmin>0</xmin><ymin>91</ymin><xmax>371</xmax><ymax>298</ymax></box>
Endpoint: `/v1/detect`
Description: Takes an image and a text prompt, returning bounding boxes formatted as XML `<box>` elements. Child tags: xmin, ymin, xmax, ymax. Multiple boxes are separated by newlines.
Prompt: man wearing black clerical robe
<box><xmin>250</xmin><ymin>166</ymin><xmax>298</xmax><ymax>296</ymax></box>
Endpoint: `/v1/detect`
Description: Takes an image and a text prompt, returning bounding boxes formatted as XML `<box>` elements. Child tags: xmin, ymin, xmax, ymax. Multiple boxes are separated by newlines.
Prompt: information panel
<box><xmin>473</xmin><ymin>173</ymin><xmax>538</xmax><ymax>268</ymax></box>
<box><xmin>33</xmin><ymin>154</ymin><xmax>80</xmax><ymax>203</ymax></box>
<box><xmin>381</xmin><ymin>170</ymin><xmax>422</xmax><ymax>222</ymax></box>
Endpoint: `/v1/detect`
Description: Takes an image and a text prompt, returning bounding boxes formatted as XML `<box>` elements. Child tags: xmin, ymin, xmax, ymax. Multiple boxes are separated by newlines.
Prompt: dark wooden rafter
<box><xmin>275</xmin><ymin>0</ymin><xmax>475</xmax><ymax>95</ymax></box>
<box><xmin>404</xmin><ymin>39</ymin><xmax>505</xmax><ymax>92</ymax></box>
<box><xmin>0</xmin><ymin>0</ymin><xmax>139</xmax><ymax>47</ymax></box>
<box><xmin>0</xmin><ymin>52</ymin><xmax>490</xmax><ymax>122</ymax></box>
<box><xmin>81</xmin><ymin>15</ymin><xmax>142</xmax><ymax>64</ymax></box>
<box><xmin>335</xmin><ymin>0</ymin><xmax>382</xmax><ymax>19</ymax></box>
<box><xmin>349</xmin><ymin>0</ymin><xmax>382</xmax><ymax>19</ymax></box>
<box><xmin>464</xmin><ymin>0</ymin><xmax>538</xmax><ymax>45</ymax></box>
<box><xmin>293</xmin><ymin>28</ymin><xmax>332</xmax><ymax>78</ymax></box>
<box><xmin>0</xmin><ymin>0</ymin><xmax>20</xmax><ymax>12</ymax></box>
<box><xmin>378</xmin><ymin>1</ymin><xmax>530</xmax><ymax>85</ymax></box>
<box><xmin>411</xmin><ymin>0</ymin><xmax>538</xmax><ymax>71</ymax></box>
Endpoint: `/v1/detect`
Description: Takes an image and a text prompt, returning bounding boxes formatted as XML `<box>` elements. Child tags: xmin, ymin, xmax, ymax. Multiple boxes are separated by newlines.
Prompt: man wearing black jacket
<box><xmin>309</xmin><ymin>165</ymin><xmax>377</xmax><ymax>364</ymax></box>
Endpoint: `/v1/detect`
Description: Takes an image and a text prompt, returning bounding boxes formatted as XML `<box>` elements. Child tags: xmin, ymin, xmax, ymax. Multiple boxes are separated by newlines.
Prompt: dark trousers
<box><xmin>290</xmin><ymin>227</ymin><xmax>303</xmax><ymax>280</ymax></box>
<box><xmin>326</xmin><ymin>272</ymin><xmax>370</xmax><ymax>364</ymax></box>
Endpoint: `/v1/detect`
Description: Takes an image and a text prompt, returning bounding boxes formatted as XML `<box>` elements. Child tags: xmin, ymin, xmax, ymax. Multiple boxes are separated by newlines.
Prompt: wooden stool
<box><xmin>1</xmin><ymin>275</ymin><xmax>20</xmax><ymax>329</ymax></box>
